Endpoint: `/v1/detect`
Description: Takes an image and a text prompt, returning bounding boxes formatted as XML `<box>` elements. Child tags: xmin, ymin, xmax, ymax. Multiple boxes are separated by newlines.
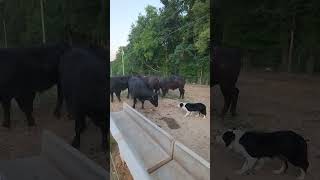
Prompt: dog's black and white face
<box><xmin>221</xmin><ymin>130</ymin><xmax>236</xmax><ymax>147</ymax></box>
<box><xmin>178</xmin><ymin>102</ymin><xmax>187</xmax><ymax>111</ymax></box>
<box><xmin>216</xmin><ymin>129</ymin><xmax>242</xmax><ymax>150</ymax></box>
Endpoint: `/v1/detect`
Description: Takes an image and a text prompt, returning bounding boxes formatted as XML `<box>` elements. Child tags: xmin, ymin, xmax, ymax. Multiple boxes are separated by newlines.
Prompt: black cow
<box><xmin>145</xmin><ymin>76</ymin><xmax>161</xmax><ymax>94</ymax></box>
<box><xmin>212</xmin><ymin>46</ymin><xmax>241</xmax><ymax>119</ymax></box>
<box><xmin>128</xmin><ymin>77</ymin><xmax>158</xmax><ymax>109</ymax></box>
<box><xmin>160</xmin><ymin>75</ymin><xmax>185</xmax><ymax>98</ymax></box>
<box><xmin>59</xmin><ymin>47</ymin><xmax>108</xmax><ymax>150</ymax></box>
<box><xmin>134</xmin><ymin>75</ymin><xmax>160</xmax><ymax>94</ymax></box>
<box><xmin>110</xmin><ymin>76</ymin><xmax>130</xmax><ymax>102</ymax></box>
<box><xmin>0</xmin><ymin>44</ymin><xmax>68</xmax><ymax>128</ymax></box>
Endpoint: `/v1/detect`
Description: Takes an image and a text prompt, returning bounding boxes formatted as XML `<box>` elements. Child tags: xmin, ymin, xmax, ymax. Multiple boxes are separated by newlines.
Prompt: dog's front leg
<box><xmin>184</xmin><ymin>112</ymin><xmax>190</xmax><ymax>117</ymax></box>
<box><xmin>235</xmin><ymin>160</ymin><xmax>248</xmax><ymax>174</ymax></box>
<box><xmin>235</xmin><ymin>157</ymin><xmax>257</xmax><ymax>175</ymax></box>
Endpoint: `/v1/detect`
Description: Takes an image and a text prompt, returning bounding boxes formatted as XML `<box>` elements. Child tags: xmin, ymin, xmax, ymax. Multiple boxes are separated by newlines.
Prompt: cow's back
<box><xmin>0</xmin><ymin>45</ymin><xmax>66</xmax><ymax>95</ymax></box>
<box><xmin>212</xmin><ymin>46</ymin><xmax>241</xmax><ymax>86</ymax></box>
<box><xmin>60</xmin><ymin>48</ymin><xmax>107</xmax><ymax>113</ymax></box>
<box><xmin>110</xmin><ymin>76</ymin><xmax>129</xmax><ymax>91</ymax></box>
<box><xmin>128</xmin><ymin>77</ymin><xmax>153</xmax><ymax>97</ymax></box>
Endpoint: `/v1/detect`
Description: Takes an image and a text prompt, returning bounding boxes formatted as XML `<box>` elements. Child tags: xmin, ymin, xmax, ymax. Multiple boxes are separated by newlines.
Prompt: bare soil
<box><xmin>0</xmin><ymin>87</ymin><xmax>108</xmax><ymax>170</ymax></box>
<box><xmin>213</xmin><ymin>72</ymin><xmax>320</xmax><ymax>180</ymax></box>
<box><xmin>110</xmin><ymin>84</ymin><xmax>210</xmax><ymax>179</ymax></box>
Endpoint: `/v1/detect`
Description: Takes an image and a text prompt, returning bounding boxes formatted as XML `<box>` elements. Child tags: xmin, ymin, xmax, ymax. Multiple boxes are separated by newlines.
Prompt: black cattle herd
<box><xmin>0</xmin><ymin>44</ymin><xmax>240</xmax><ymax>153</ymax></box>
<box><xmin>110</xmin><ymin>74</ymin><xmax>186</xmax><ymax>108</ymax></box>
<box><xmin>0</xmin><ymin>43</ymin><xmax>108</xmax><ymax>151</ymax></box>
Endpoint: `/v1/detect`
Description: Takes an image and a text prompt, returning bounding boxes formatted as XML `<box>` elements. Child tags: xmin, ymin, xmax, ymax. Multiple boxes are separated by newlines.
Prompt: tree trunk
<box><xmin>40</xmin><ymin>0</ymin><xmax>46</xmax><ymax>44</ymax></box>
<box><xmin>306</xmin><ymin>49</ymin><xmax>315</xmax><ymax>75</ymax></box>
<box><xmin>199</xmin><ymin>67</ymin><xmax>203</xmax><ymax>84</ymax></box>
<box><xmin>287</xmin><ymin>15</ymin><xmax>295</xmax><ymax>73</ymax></box>
<box><xmin>281</xmin><ymin>42</ymin><xmax>288</xmax><ymax>71</ymax></box>
<box><xmin>3</xmin><ymin>19</ymin><xmax>7</xmax><ymax>48</ymax></box>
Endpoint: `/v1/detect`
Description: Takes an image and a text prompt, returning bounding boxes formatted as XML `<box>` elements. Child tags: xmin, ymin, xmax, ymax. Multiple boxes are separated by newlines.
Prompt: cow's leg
<box><xmin>99</xmin><ymin>120</ymin><xmax>108</xmax><ymax>151</ymax></box>
<box><xmin>115</xmin><ymin>91</ymin><xmax>121</xmax><ymax>102</ymax></box>
<box><xmin>220</xmin><ymin>86</ymin><xmax>232</xmax><ymax>119</ymax></box>
<box><xmin>230</xmin><ymin>87</ymin><xmax>239</xmax><ymax>116</ymax></box>
<box><xmin>179</xmin><ymin>88</ymin><xmax>185</xmax><ymax>99</ymax></box>
<box><xmin>141</xmin><ymin>100</ymin><xmax>145</xmax><ymax>109</ymax></box>
<box><xmin>110</xmin><ymin>92</ymin><xmax>114</xmax><ymax>102</ymax></box>
<box><xmin>133</xmin><ymin>97</ymin><xmax>137</xmax><ymax>109</ymax></box>
<box><xmin>162</xmin><ymin>89</ymin><xmax>167</xmax><ymax>97</ymax></box>
<box><xmin>53</xmin><ymin>83</ymin><xmax>63</xmax><ymax>118</ymax></box>
<box><xmin>1</xmin><ymin>98</ymin><xmax>12</xmax><ymax>128</ymax></box>
<box><xmin>127</xmin><ymin>89</ymin><xmax>130</xmax><ymax>99</ymax></box>
<box><xmin>15</xmin><ymin>93</ymin><xmax>36</xmax><ymax>126</ymax></box>
<box><xmin>90</xmin><ymin>113</ymin><xmax>108</xmax><ymax>151</ymax></box>
<box><xmin>72</xmin><ymin>113</ymin><xmax>85</xmax><ymax>149</ymax></box>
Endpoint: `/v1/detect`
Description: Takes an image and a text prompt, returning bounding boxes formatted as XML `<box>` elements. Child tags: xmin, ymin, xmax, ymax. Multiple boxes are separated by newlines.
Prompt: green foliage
<box><xmin>219</xmin><ymin>0</ymin><xmax>320</xmax><ymax>73</ymax></box>
<box><xmin>111</xmin><ymin>0</ymin><xmax>210</xmax><ymax>84</ymax></box>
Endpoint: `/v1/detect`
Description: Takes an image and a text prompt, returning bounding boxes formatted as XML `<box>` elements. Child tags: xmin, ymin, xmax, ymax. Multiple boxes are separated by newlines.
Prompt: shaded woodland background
<box><xmin>0</xmin><ymin>0</ymin><xmax>107</xmax><ymax>48</ymax></box>
<box><xmin>111</xmin><ymin>0</ymin><xmax>210</xmax><ymax>84</ymax></box>
<box><xmin>213</xmin><ymin>0</ymin><xmax>320</xmax><ymax>74</ymax></box>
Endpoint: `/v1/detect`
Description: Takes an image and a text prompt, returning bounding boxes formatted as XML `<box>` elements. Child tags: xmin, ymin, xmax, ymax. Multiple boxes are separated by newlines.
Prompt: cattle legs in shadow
<box><xmin>1</xmin><ymin>93</ymin><xmax>36</xmax><ymax>128</ymax></box>
<box><xmin>220</xmin><ymin>86</ymin><xmax>239</xmax><ymax>119</ymax></box>
<box><xmin>179</xmin><ymin>88</ymin><xmax>185</xmax><ymax>99</ymax></box>
<box><xmin>71</xmin><ymin>112</ymin><xmax>108</xmax><ymax>151</ymax></box>
<box><xmin>1</xmin><ymin>98</ymin><xmax>11</xmax><ymax>128</ymax></box>
<box><xmin>53</xmin><ymin>84</ymin><xmax>63</xmax><ymax>118</ymax></box>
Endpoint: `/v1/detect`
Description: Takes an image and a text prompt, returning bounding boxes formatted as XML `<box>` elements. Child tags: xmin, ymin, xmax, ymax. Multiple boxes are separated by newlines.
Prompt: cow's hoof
<box><xmin>2</xmin><ymin>121</ymin><xmax>10</xmax><ymax>128</ymax></box>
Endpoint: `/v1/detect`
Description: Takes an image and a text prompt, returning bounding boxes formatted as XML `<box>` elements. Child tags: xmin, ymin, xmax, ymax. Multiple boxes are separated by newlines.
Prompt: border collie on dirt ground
<box><xmin>216</xmin><ymin>129</ymin><xmax>309</xmax><ymax>180</ymax></box>
<box><xmin>178</xmin><ymin>102</ymin><xmax>206</xmax><ymax>119</ymax></box>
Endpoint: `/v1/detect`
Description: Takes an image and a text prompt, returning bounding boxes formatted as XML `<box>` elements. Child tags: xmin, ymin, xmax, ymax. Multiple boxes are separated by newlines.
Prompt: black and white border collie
<box><xmin>178</xmin><ymin>102</ymin><xmax>206</xmax><ymax>119</ymax></box>
<box><xmin>216</xmin><ymin>129</ymin><xmax>309</xmax><ymax>180</ymax></box>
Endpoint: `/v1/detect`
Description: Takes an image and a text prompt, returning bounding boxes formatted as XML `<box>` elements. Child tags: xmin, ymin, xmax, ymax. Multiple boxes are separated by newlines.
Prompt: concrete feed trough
<box><xmin>110</xmin><ymin>103</ymin><xmax>210</xmax><ymax>180</ymax></box>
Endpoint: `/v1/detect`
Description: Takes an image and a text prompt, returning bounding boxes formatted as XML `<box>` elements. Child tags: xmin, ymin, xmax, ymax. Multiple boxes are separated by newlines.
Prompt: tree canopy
<box><xmin>111</xmin><ymin>0</ymin><xmax>210</xmax><ymax>84</ymax></box>
<box><xmin>216</xmin><ymin>0</ymin><xmax>320</xmax><ymax>74</ymax></box>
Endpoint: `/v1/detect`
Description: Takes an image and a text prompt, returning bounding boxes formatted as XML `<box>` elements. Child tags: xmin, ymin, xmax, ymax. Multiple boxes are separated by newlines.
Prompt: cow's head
<box><xmin>149</xmin><ymin>94</ymin><xmax>158</xmax><ymax>107</ymax></box>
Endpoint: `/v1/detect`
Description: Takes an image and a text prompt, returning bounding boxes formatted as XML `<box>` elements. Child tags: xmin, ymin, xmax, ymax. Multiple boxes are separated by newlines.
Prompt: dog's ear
<box><xmin>222</xmin><ymin>131</ymin><xmax>236</xmax><ymax>147</ymax></box>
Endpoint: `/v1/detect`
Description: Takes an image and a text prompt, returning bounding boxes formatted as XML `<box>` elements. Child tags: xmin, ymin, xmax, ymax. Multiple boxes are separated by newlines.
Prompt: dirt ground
<box><xmin>110</xmin><ymin>84</ymin><xmax>210</xmax><ymax>179</ymax></box>
<box><xmin>0</xmin><ymin>87</ymin><xmax>108</xmax><ymax>170</ymax></box>
<box><xmin>213</xmin><ymin>71</ymin><xmax>320</xmax><ymax>180</ymax></box>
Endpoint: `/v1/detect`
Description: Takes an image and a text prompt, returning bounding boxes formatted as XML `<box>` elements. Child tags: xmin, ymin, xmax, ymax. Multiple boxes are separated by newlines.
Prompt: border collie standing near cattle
<box><xmin>179</xmin><ymin>102</ymin><xmax>206</xmax><ymax>119</ymax></box>
<box><xmin>216</xmin><ymin>129</ymin><xmax>309</xmax><ymax>179</ymax></box>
